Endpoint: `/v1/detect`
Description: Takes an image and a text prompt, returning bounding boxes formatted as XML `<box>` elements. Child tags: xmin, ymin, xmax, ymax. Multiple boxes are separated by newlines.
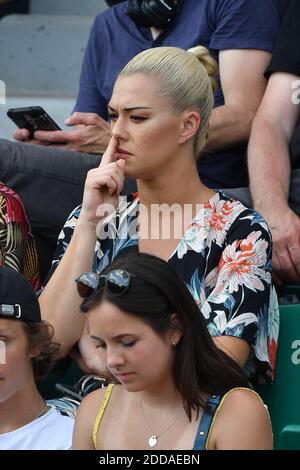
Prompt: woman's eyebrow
<box><xmin>108</xmin><ymin>105</ymin><xmax>153</xmax><ymax>112</ymax></box>
<box><xmin>90</xmin><ymin>334</ymin><xmax>102</xmax><ymax>341</ymax></box>
<box><xmin>90</xmin><ymin>333</ymin><xmax>136</xmax><ymax>341</ymax></box>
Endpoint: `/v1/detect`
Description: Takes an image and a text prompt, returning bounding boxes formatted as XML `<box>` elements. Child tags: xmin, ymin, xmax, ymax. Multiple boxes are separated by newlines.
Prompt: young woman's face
<box><xmin>88</xmin><ymin>301</ymin><xmax>176</xmax><ymax>392</ymax></box>
<box><xmin>108</xmin><ymin>73</ymin><xmax>185</xmax><ymax>179</ymax></box>
<box><xmin>0</xmin><ymin>319</ymin><xmax>34</xmax><ymax>404</ymax></box>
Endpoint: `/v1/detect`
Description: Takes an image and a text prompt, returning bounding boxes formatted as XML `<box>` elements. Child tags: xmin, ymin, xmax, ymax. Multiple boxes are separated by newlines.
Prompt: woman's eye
<box><xmin>122</xmin><ymin>341</ymin><xmax>136</xmax><ymax>348</ymax></box>
<box><xmin>96</xmin><ymin>343</ymin><xmax>106</xmax><ymax>349</ymax></box>
<box><xmin>108</xmin><ymin>113</ymin><xmax>118</xmax><ymax>122</ymax></box>
<box><xmin>130</xmin><ymin>116</ymin><xmax>147</xmax><ymax>122</ymax></box>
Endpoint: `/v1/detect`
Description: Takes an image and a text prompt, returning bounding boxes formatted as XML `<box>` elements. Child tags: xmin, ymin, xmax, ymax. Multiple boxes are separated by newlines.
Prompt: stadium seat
<box><xmin>0</xmin><ymin>14</ymin><xmax>93</xmax><ymax>137</ymax></box>
<box><xmin>256</xmin><ymin>287</ymin><xmax>300</xmax><ymax>449</ymax></box>
<box><xmin>30</xmin><ymin>0</ymin><xmax>107</xmax><ymax>16</ymax></box>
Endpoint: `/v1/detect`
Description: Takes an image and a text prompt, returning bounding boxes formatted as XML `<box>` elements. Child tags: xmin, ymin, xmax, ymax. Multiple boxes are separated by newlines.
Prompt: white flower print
<box><xmin>217</xmin><ymin>231</ymin><xmax>271</xmax><ymax>294</ymax></box>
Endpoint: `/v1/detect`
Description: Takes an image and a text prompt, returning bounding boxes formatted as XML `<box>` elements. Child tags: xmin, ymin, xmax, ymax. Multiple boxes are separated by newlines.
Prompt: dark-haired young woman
<box><xmin>72</xmin><ymin>252</ymin><xmax>272</xmax><ymax>450</ymax></box>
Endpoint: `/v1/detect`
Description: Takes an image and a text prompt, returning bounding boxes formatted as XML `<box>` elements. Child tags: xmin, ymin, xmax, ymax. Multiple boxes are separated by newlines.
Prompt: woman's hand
<box><xmin>79</xmin><ymin>136</ymin><xmax>126</xmax><ymax>227</ymax></box>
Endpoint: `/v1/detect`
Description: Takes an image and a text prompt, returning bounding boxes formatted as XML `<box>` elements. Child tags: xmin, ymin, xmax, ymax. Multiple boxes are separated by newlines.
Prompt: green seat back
<box><xmin>256</xmin><ymin>298</ymin><xmax>300</xmax><ymax>449</ymax></box>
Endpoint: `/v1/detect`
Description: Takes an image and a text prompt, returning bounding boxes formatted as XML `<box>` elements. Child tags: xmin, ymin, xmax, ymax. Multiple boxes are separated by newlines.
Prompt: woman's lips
<box><xmin>117</xmin><ymin>147</ymin><xmax>131</xmax><ymax>154</ymax></box>
<box><xmin>115</xmin><ymin>372</ymin><xmax>134</xmax><ymax>381</ymax></box>
<box><xmin>115</xmin><ymin>148</ymin><xmax>132</xmax><ymax>160</ymax></box>
<box><xmin>115</xmin><ymin>153</ymin><xmax>130</xmax><ymax>160</ymax></box>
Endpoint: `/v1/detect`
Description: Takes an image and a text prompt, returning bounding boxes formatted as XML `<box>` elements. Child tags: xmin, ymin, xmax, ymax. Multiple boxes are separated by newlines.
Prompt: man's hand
<box><xmin>265</xmin><ymin>207</ymin><xmax>300</xmax><ymax>284</ymax></box>
<box><xmin>13</xmin><ymin>127</ymin><xmax>51</xmax><ymax>146</ymax></box>
<box><xmin>13</xmin><ymin>112</ymin><xmax>111</xmax><ymax>154</ymax></box>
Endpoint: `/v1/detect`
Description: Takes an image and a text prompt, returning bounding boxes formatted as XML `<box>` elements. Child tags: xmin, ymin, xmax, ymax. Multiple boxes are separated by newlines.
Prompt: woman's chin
<box><xmin>124</xmin><ymin>167</ymin><xmax>138</xmax><ymax>180</ymax></box>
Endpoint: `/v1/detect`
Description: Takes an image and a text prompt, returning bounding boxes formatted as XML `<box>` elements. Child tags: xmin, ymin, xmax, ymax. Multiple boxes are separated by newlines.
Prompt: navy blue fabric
<box><xmin>74</xmin><ymin>0</ymin><xmax>287</xmax><ymax>188</ymax></box>
<box><xmin>266</xmin><ymin>0</ymin><xmax>300</xmax><ymax>78</ymax></box>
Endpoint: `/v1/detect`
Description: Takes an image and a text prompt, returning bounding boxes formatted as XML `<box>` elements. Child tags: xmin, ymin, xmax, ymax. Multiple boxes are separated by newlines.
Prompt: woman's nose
<box><xmin>106</xmin><ymin>347</ymin><xmax>125</xmax><ymax>368</ymax></box>
<box><xmin>111</xmin><ymin>118</ymin><xmax>128</xmax><ymax>140</ymax></box>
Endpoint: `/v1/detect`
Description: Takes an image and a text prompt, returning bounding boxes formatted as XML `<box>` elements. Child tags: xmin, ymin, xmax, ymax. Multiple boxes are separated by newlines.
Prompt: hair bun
<box><xmin>187</xmin><ymin>46</ymin><xmax>218</xmax><ymax>94</ymax></box>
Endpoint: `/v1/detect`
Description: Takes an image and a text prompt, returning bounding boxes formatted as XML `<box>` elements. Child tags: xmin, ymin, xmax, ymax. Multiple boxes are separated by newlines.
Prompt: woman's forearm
<box><xmin>39</xmin><ymin>220</ymin><xmax>97</xmax><ymax>356</ymax></box>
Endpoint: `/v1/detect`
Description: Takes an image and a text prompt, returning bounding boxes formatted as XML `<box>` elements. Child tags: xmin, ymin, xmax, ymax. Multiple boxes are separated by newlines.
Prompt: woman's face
<box><xmin>88</xmin><ymin>301</ymin><xmax>177</xmax><ymax>392</ymax></box>
<box><xmin>0</xmin><ymin>319</ymin><xmax>34</xmax><ymax>404</ymax></box>
<box><xmin>108</xmin><ymin>73</ymin><xmax>186</xmax><ymax>179</ymax></box>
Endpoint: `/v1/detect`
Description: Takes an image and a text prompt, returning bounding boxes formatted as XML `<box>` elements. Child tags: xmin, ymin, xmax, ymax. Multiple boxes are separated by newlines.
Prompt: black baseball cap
<box><xmin>105</xmin><ymin>0</ymin><xmax>125</xmax><ymax>6</ymax></box>
<box><xmin>0</xmin><ymin>266</ymin><xmax>41</xmax><ymax>323</ymax></box>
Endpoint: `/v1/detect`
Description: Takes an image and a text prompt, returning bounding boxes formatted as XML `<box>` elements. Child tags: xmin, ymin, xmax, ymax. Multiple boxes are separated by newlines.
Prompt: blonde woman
<box><xmin>40</xmin><ymin>46</ymin><xmax>278</xmax><ymax>388</ymax></box>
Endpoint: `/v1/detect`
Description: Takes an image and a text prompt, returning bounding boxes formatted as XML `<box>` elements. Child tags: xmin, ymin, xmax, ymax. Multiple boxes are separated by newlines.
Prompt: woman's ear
<box><xmin>179</xmin><ymin>110</ymin><xmax>201</xmax><ymax>145</ymax></box>
<box><xmin>169</xmin><ymin>313</ymin><xmax>183</xmax><ymax>346</ymax></box>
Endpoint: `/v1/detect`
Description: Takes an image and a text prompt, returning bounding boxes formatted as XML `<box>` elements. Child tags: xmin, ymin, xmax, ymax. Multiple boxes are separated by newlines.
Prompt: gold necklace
<box><xmin>139</xmin><ymin>397</ymin><xmax>184</xmax><ymax>448</ymax></box>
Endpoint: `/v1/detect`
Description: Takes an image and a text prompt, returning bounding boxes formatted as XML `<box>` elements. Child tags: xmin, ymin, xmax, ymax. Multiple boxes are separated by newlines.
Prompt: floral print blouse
<box><xmin>49</xmin><ymin>191</ymin><xmax>279</xmax><ymax>385</ymax></box>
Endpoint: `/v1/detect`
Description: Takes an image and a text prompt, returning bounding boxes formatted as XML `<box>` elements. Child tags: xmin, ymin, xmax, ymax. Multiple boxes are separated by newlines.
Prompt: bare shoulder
<box><xmin>72</xmin><ymin>386</ymin><xmax>114</xmax><ymax>450</ymax></box>
<box><xmin>79</xmin><ymin>386</ymin><xmax>109</xmax><ymax>411</ymax></box>
<box><xmin>220</xmin><ymin>387</ymin><xmax>268</xmax><ymax>410</ymax></box>
<box><xmin>77</xmin><ymin>383</ymin><xmax>123</xmax><ymax>420</ymax></box>
<box><xmin>208</xmin><ymin>388</ymin><xmax>273</xmax><ymax>450</ymax></box>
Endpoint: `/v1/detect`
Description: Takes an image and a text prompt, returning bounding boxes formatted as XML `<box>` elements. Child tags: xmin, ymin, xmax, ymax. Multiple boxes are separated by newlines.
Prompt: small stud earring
<box><xmin>172</xmin><ymin>341</ymin><xmax>177</xmax><ymax>347</ymax></box>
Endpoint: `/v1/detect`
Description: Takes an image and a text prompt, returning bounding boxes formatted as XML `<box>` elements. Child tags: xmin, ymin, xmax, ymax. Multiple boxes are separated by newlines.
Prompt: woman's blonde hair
<box><xmin>120</xmin><ymin>45</ymin><xmax>218</xmax><ymax>156</ymax></box>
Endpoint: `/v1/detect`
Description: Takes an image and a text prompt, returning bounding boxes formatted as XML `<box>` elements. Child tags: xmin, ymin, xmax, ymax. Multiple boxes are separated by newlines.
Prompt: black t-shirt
<box><xmin>265</xmin><ymin>0</ymin><xmax>300</xmax><ymax>167</ymax></box>
<box><xmin>266</xmin><ymin>0</ymin><xmax>300</xmax><ymax>78</ymax></box>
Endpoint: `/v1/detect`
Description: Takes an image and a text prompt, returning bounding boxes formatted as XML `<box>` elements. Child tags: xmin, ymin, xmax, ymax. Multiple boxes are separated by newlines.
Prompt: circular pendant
<box><xmin>148</xmin><ymin>435</ymin><xmax>158</xmax><ymax>448</ymax></box>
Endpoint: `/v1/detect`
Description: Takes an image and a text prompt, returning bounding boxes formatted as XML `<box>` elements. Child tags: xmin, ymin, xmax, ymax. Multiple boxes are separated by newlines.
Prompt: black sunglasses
<box><xmin>76</xmin><ymin>269</ymin><xmax>135</xmax><ymax>298</ymax></box>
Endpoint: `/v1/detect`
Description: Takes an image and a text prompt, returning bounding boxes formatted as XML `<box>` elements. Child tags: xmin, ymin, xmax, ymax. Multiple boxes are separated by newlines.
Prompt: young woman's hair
<box><xmin>80</xmin><ymin>252</ymin><xmax>248</xmax><ymax>420</ymax></box>
<box><xmin>119</xmin><ymin>45</ymin><xmax>218</xmax><ymax>156</ymax></box>
<box><xmin>22</xmin><ymin>321</ymin><xmax>60</xmax><ymax>380</ymax></box>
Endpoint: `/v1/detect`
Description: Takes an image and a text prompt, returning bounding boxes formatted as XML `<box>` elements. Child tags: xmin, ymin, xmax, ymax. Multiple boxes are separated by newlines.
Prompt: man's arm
<box><xmin>206</xmin><ymin>49</ymin><xmax>271</xmax><ymax>152</ymax></box>
<box><xmin>213</xmin><ymin>336</ymin><xmax>250</xmax><ymax>368</ymax></box>
<box><xmin>248</xmin><ymin>72</ymin><xmax>300</xmax><ymax>283</ymax></box>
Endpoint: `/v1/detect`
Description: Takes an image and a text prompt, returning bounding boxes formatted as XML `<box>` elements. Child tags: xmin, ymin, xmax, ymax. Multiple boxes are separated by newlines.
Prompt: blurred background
<box><xmin>0</xmin><ymin>0</ymin><xmax>108</xmax><ymax>137</ymax></box>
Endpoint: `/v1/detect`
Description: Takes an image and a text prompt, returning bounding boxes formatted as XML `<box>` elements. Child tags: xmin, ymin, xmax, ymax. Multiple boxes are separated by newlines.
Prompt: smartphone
<box><xmin>7</xmin><ymin>106</ymin><xmax>61</xmax><ymax>138</ymax></box>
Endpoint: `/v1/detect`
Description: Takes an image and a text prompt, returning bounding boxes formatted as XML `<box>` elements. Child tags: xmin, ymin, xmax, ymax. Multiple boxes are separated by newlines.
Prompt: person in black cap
<box><xmin>0</xmin><ymin>266</ymin><xmax>74</xmax><ymax>450</ymax></box>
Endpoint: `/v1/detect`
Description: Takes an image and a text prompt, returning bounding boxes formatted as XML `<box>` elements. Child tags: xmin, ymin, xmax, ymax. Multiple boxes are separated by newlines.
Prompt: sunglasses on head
<box><xmin>76</xmin><ymin>269</ymin><xmax>135</xmax><ymax>298</ymax></box>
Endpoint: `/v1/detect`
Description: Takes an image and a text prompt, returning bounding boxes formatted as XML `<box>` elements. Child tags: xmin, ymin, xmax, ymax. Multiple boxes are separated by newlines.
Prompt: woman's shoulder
<box><xmin>79</xmin><ymin>383</ymin><xmax>115</xmax><ymax>411</ymax></box>
<box><xmin>218</xmin><ymin>387</ymin><xmax>267</xmax><ymax>410</ymax></box>
<box><xmin>75</xmin><ymin>385</ymin><xmax>116</xmax><ymax>433</ymax></box>
<box><xmin>73</xmin><ymin>384</ymin><xmax>123</xmax><ymax>450</ymax></box>
<box><xmin>207</xmin><ymin>387</ymin><xmax>272</xmax><ymax>449</ymax></box>
<box><xmin>217</xmin><ymin>191</ymin><xmax>272</xmax><ymax>237</ymax></box>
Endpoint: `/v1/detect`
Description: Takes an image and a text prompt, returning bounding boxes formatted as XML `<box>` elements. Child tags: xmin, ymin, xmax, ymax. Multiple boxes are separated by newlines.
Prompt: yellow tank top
<box><xmin>92</xmin><ymin>385</ymin><xmax>268</xmax><ymax>449</ymax></box>
<box><xmin>92</xmin><ymin>383</ymin><xmax>114</xmax><ymax>449</ymax></box>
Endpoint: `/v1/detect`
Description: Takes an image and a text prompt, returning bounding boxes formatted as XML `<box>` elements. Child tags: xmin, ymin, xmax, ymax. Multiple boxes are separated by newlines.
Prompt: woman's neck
<box><xmin>137</xmin><ymin>378</ymin><xmax>183</xmax><ymax>411</ymax></box>
<box><xmin>137</xmin><ymin>148</ymin><xmax>215</xmax><ymax>206</ymax></box>
<box><xmin>138</xmin><ymin>168</ymin><xmax>214</xmax><ymax>207</ymax></box>
<box><xmin>0</xmin><ymin>382</ymin><xmax>47</xmax><ymax>434</ymax></box>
